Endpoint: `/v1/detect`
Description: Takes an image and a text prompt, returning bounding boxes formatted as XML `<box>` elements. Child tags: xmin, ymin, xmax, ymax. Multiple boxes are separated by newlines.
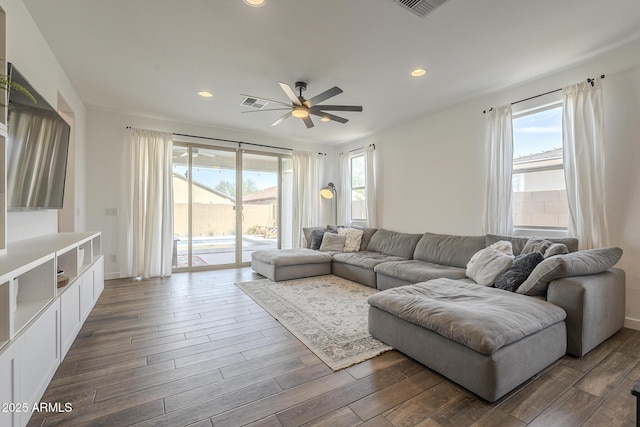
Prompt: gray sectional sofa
<box><xmin>251</xmin><ymin>226</ymin><xmax>625</xmax><ymax>401</ymax></box>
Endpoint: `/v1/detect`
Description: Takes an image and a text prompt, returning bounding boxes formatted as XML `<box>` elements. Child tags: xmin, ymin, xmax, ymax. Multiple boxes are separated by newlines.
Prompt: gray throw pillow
<box><xmin>319</xmin><ymin>232</ymin><xmax>346</xmax><ymax>252</ymax></box>
<box><xmin>544</xmin><ymin>243</ymin><xmax>569</xmax><ymax>258</ymax></box>
<box><xmin>494</xmin><ymin>252</ymin><xmax>544</xmax><ymax>292</ymax></box>
<box><xmin>302</xmin><ymin>226</ymin><xmax>326</xmax><ymax>248</ymax></box>
<box><xmin>310</xmin><ymin>229</ymin><xmax>326</xmax><ymax>250</ymax></box>
<box><xmin>516</xmin><ymin>246</ymin><xmax>623</xmax><ymax>296</ymax></box>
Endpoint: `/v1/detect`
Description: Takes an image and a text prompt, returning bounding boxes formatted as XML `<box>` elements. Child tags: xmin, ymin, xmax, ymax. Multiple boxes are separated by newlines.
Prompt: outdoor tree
<box><xmin>215</xmin><ymin>179</ymin><xmax>259</xmax><ymax>197</ymax></box>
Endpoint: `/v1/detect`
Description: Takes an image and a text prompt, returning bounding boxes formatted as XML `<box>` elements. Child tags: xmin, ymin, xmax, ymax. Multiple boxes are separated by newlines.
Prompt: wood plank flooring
<box><xmin>28</xmin><ymin>268</ymin><xmax>640</xmax><ymax>426</ymax></box>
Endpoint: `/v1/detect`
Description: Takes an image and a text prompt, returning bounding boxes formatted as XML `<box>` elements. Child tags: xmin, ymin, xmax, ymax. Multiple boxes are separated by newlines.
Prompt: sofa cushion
<box><xmin>332</xmin><ymin>251</ymin><xmax>407</xmax><ymax>270</ymax></box>
<box><xmin>516</xmin><ymin>247</ymin><xmax>623</xmax><ymax>296</ymax></box>
<box><xmin>465</xmin><ymin>246</ymin><xmax>514</xmax><ymax>286</ymax></box>
<box><xmin>368</xmin><ymin>278</ymin><xmax>567</xmax><ymax>355</ymax></box>
<box><xmin>414</xmin><ymin>233</ymin><xmax>486</xmax><ymax>268</ymax></box>
<box><xmin>366</xmin><ymin>229</ymin><xmax>422</xmax><ymax>259</ymax></box>
<box><xmin>319</xmin><ymin>232</ymin><xmax>346</xmax><ymax>252</ymax></box>
<box><xmin>354</xmin><ymin>227</ymin><xmax>378</xmax><ymax>251</ymax></box>
<box><xmin>252</xmin><ymin>248</ymin><xmax>333</xmax><ymax>266</ymax></box>
<box><xmin>485</xmin><ymin>234</ymin><xmax>579</xmax><ymax>255</ymax></box>
<box><xmin>374</xmin><ymin>260</ymin><xmax>468</xmax><ymax>283</ymax></box>
<box><xmin>494</xmin><ymin>252</ymin><xmax>545</xmax><ymax>292</ymax></box>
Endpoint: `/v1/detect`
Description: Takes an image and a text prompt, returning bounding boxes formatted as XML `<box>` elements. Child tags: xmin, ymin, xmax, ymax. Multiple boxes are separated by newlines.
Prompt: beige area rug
<box><xmin>235</xmin><ymin>274</ymin><xmax>392</xmax><ymax>371</ymax></box>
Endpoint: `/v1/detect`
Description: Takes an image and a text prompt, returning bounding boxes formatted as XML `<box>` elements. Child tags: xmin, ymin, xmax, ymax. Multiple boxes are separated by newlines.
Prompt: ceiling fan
<box><xmin>241</xmin><ymin>81</ymin><xmax>363</xmax><ymax>129</ymax></box>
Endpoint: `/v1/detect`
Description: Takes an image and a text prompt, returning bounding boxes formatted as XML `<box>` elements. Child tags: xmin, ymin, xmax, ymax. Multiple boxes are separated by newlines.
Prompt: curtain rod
<box><xmin>339</xmin><ymin>143</ymin><xmax>376</xmax><ymax>156</ymax></box>
<box><xmin>483</xmin><ymin>75</ymin><xmax>605</xmax><ymax>114</ymax></box>
<box><xmin>125</xmin><ymin>127</ymin><xmax>293</xmax><ymax>152</ymax></box>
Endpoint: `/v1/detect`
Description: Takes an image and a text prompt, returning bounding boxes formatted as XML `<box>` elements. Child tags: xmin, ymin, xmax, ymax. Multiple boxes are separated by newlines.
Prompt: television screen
<box><xmin>6</xmin><ymin>64</ymin><xmax>71</xmax><ymax>209</ymax></box>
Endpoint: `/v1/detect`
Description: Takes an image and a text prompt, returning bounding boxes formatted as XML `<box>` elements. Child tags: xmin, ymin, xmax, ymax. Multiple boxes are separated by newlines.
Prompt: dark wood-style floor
<box><xmin>28</xmin><ymin>268</ymin><xmax>639</xmax><ymax>427</ymax></box>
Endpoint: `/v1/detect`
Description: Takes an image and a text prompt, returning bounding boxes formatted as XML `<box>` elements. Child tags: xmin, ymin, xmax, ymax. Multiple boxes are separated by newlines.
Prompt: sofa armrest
<box><xmin>546</xmin><ymin>268</ymin><xmax>625</xmax><ymax>357</ymax></box>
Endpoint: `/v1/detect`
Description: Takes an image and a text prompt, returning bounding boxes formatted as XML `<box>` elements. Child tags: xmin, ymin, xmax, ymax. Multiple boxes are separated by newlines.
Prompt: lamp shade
<box><xmin>320</xmin><ymin>182</ymin><xmax>336</xmax><ymax>199</ymax></box>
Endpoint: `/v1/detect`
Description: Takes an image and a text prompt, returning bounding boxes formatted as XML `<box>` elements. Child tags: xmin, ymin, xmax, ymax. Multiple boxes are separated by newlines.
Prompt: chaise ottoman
<box><xmin>251</xmin><ymin>248</ymin><xmax>333</xmax><ymax>281</ymax></box>
<box><xmin>368</xmin><ymin>278</ymin><xmax>567</xmax><ymax>402</ymax></box>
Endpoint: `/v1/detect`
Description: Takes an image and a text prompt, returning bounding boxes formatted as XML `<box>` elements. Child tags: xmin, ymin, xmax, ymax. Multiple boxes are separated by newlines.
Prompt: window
<box><xmin>350</xmin><ymin>153</ymin><xmax>366</xmax><ymax>221</ymax></box>
<box><xmin>512</xmin><ymin>101</ymin><xmax>568</xmax><ymax>229</ymax></box>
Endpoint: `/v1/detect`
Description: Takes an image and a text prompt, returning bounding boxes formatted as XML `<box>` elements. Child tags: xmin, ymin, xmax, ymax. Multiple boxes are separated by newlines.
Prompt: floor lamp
<box><xmin>320</xmin><ymin>182</ymin><xmax>337</xmax><ymax>225</ymax></box>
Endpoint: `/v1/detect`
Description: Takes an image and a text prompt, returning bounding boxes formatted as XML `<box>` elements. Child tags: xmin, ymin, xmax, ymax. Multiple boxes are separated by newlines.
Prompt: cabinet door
<box><xmin>93</xmin><ymin>257</ymin><xmax>104</xmax><ymax>300</ymax></box>
<box><xmin>60</xmin><ymin>280</ymin><xmax>81</xmax><ymax>358</ymax></box>
<box><xmin>80</xmin><ymin>267</ymin><xmax>94</xmax><ymax>321</ymax></box>
<box><xmin>0</xmin><ymin>338</ymin><xmax>20</xmax><ymax>427</ymax></box>
<box><xmin>19</xmin><ymin>301</ymin><xmax>59</xmax><ymax>426</ymax></box>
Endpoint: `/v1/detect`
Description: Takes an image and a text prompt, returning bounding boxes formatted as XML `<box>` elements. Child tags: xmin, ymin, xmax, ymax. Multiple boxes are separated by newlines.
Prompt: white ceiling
<box><xmin>23</xmin><ymin>0</ymin><xmax>640</xmax><ymax>145</ymax></box>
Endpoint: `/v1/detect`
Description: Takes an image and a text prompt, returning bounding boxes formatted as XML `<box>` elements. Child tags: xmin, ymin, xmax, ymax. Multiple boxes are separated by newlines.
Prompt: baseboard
<box><xmin>105</xmin><ymin>272</ymin><xmax>120</xmax><ymax>280</ymax></box>
<box><xmin>624</xmin><ymin>317</ymin><xmax>640</xmax><ymax>331</ymax></box>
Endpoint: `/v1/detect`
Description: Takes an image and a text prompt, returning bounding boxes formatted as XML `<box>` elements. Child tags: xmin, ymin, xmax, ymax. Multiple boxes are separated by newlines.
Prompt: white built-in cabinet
<box><xmin>0</xmin><ymin>9</ymin><xmax>105</xmax><ymax>426</ymax></box>
<box><xmin>0</xmin><ymin>232</ymin><xmax>103</xmax><ymax>427</ymax></box>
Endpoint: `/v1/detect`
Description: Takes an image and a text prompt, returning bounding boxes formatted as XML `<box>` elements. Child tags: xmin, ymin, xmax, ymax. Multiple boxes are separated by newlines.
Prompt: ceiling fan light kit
<box><xmin>241</xmin><ymin>81</ymin><xmax>363</xmax><ymax>129</ymax></box>
<box><xmin>243</xmin><ymin>0</ymin><xmax>265</xmax><ymax>7</ymax></box>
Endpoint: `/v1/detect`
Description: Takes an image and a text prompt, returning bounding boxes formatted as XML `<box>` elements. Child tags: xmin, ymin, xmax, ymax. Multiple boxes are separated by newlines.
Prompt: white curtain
<box><xmin>337</xmin><ymin>152</ymin><xmax>350</xmax><ymax>225</ymax></box>
<box><xmin>562</xmin><ymin>79</ymin><xmax>608</xmax><ymax>249</ymax></box>
<box><xmin>483</xmin><ymin>105</ymin><xmax>514</xmax><ymax>235</ymax></box>
<box><xmin>364</xmin><ymin>144</ymin><xmax>378</xmax><ymax>227</ymax></box>
<box><xmin>120</xmin><ymin>128</ymin><xmax>174</xmax><ymax>278</ymax></box>
<box><xmin>292</xmin><ymin>150</ymin><xmax>324</xmax><ymax>248</ymax></box>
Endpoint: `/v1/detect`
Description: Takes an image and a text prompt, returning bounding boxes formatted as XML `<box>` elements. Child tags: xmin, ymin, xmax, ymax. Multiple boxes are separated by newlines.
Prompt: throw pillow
<box><xmin>466</xmin><ymin>246</ymin><xmax>514</xmax><ymax>286</ymax></box>
<box><xmin>521</xmin><ymin>237</ymin><xmax>569</xmax><ymax>258</ymax></box>
<box><xmin>338</xmin><ymin>227</ymin><xmax>364</xmax><ymax>252</ymax></box>
<box><xmin>516</xmin><ymin>246</ymin><xmax>623</xmax><ymax>296</ymax></box>
<box><xmin>494</xmin><ymin>252</ymin><xmax>544</xmax><ymax>292</ymax></box>
<box><xmin>544</xmin><ymin>243</ymin><xmax>569</xmax><ymax>258</ymax></box>
<box><xmin>310</xmin><ymin>229</ymin><xmax>326</xmax><ymax>250</ymax></box>
<box><xmin>319</xmin><ymin>232</ymin><xmax>347</xmax><ymax>252</ymax></box>
<box><xmin>467</xmin><ymin>240</ymin><xmax>513</xmax><ymax>268</ymax></box>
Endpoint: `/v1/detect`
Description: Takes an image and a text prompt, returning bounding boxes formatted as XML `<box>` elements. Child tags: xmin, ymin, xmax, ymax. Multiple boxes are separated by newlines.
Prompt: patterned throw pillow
<box><xmin>338</xmin><ymin>227</ymin><xmax>364</xmax><ymax>253</ymax></box>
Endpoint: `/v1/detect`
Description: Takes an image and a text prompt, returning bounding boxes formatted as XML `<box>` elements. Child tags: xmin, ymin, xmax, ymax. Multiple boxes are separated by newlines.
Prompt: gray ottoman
<box><xmin>368</xmin><ymin>278</ymin><xmax>567</xmax><ymax>402</ymax></box>
<box><xmin>251</xmin><ymin>248</ymin><xmax>332</xmax><ymax>281</ymax></box>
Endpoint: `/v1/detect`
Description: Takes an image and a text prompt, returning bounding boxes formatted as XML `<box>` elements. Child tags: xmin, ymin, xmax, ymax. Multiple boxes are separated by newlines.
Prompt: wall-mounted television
<box><xmin>6</xmin><ymin>63</ymin><xmax>71</xmax><ymax>210</ymax></box>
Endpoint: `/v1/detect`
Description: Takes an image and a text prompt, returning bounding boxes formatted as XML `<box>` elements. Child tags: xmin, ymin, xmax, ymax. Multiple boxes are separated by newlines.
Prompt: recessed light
<box><xmin>198</xmin><ymin>91</ymin><xmax>213</xmax><ymax>98</ymax></box>
<box><xmin>243</xmin><ymin>0</ymin><xmax>265</xmax><ymax>7</ymax></box>
<box><xmin>320</xmin><ymin>116</ymin><xmax>330</xmax><ymax>122</ymax></box>
<box><xmin>411</xmin><ymin>68</ymin><xmax>427</xmax><ymax>77</ymax></box>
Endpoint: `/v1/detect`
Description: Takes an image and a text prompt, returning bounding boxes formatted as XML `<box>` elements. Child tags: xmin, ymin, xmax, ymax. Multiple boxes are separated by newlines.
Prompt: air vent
<box><xmin>241</xmin><ymin>97</ymin><xmax>270</xmax><ymax>109</ymax></box>
<box><xmin>393</xmin><ymin>0</ymin><xmax>448</xmax><ymax>18</ymax></box>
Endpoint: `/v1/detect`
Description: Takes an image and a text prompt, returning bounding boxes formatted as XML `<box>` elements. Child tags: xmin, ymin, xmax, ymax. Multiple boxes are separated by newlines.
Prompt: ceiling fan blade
<box><xmin>241</xmin><ymin>108</ymin><xmax>291</xmax><ymax>113</ymax></box>
<box><xmin>303</xmin><ymin>86</ymin><xmax>343</xmax><ymax>108</ymax></box>
<box><xmin>278</xmin><ymin>82</ymin><xmax>302</xmax><ymax>106</ymax></box>
<box><xmin>302</xmin><ymin>115</ymin><xmax>315</xmax><ymax>128</ymax></box>
<box><xmin>310</xmin><ymin>105</ymin><xmax>363</xmax><ymax>112</ymax></box>
<box><xmin>240</xmin><ymin>94</ymin><xmax>290</xmax><ymax>107</ymax></box>
<box><xmin>309</xmin><ymin>110</ymin><xmax>349</xmax><ymax>124</ymax></box>
<box><xmin>270</xmin><ymin>111</ymin><xmax>292</xmax><ymax>127</ymax></box>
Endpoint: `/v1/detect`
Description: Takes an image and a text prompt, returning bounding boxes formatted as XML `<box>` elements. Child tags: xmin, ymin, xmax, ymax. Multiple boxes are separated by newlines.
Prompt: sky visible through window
<box><xmin>513</xmin><ymin>106</ymin><xmax>562</xmax><ymax>158</ymax></box>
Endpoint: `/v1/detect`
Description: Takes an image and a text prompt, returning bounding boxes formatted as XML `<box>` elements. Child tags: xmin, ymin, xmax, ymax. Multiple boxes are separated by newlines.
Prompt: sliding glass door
<box><xmin>172</xmin><ymin>143</ymin><xmax>291</xmax><ymax>271</ymax></box>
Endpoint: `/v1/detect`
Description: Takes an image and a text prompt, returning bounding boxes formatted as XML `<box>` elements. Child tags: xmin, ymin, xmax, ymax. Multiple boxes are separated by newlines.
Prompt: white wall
<box><xmin>1</xmin><ymin>0</ymin><xmax>86</xmax><ymax>241</ymax></box>
<box><xmin>85</xmin><ymin>108</ymin><xmax>329</xmax><ymax>279</ymax></box>
<box><xmin>336</xmin><ymin>40</ymin><xmax>640</xmax><ymax>328</ymax></box>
